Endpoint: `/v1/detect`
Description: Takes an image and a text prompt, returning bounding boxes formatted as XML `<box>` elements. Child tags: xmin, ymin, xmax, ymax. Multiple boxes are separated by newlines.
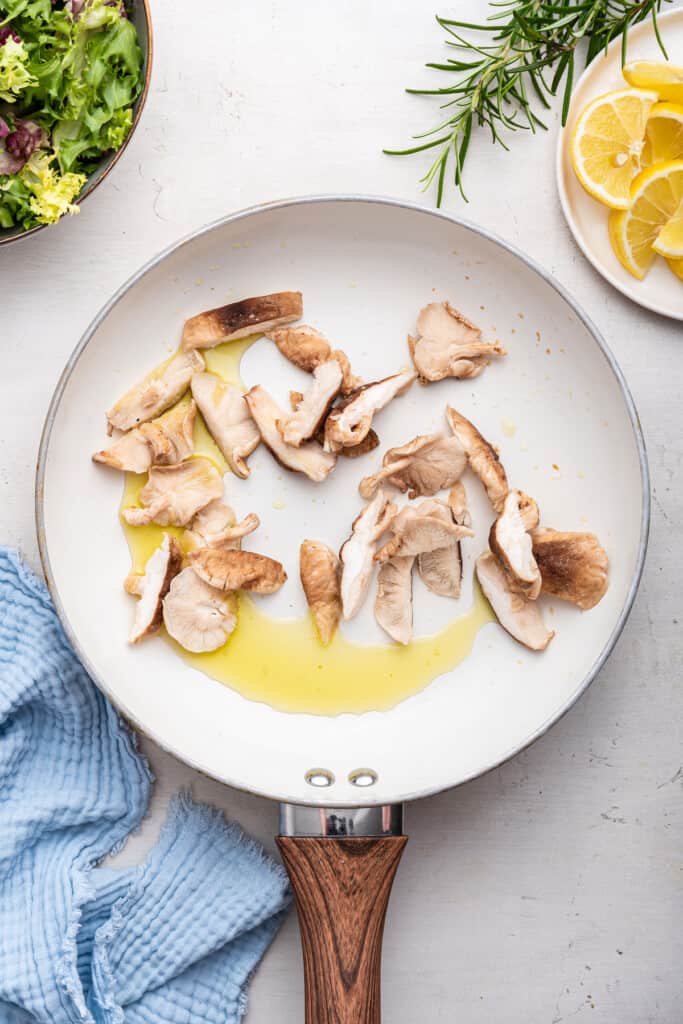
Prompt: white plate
<box><xmin>557</xmin><ymin>6</ymin><xmax>683</xmax><ymax>320</ymax></box>
<box><xmin>37</xmin><ymin>197</ymin><xmax>649</xmax><ymax>806</ymax></box>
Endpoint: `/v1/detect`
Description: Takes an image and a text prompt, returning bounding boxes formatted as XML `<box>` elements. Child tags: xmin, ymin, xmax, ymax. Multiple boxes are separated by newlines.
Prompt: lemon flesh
<box><xmin>667</xmin><ymin>258</ymin><xmax>683</xmax><ymax>282</ymax></box>
<box><xmin>642</xmin><ymin>102</ymin><xmax>683</xmax><ymax>166</ymax></box>
<box><xmin>624</xmin><ymin>61</ymin><xmax>683</xmax><ymax>105</ymax></box>
<box><xmin>652</xmin><ymin>197</ymin><xmax>683</xmax><ymax>257</ymax></box>
<box><xmin>608</xmin><ymin>160</ymin><xmax>683</xmax><ymax>278</ymax></box>
<box><xmin>571</xmin><ymin>88</ymin><xmax>658</xmax><ymax>209</ymax></box>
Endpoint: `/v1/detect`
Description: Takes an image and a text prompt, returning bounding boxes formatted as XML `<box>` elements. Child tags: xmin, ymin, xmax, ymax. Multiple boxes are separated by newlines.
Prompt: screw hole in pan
<box><xmin>305</xmin><ymin>768</ymin><xmax>335</xmax><ymax>788</ymax></box>
<box><xmin>348</xmin><ymin>769</ymin><xmax>378</xmax><ymax>788</ymax></box>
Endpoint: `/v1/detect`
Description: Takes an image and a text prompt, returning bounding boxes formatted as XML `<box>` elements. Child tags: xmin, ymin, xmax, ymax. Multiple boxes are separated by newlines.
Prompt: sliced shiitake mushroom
<box><xmin>191</xmin><ymin>373</ymin><xmax>260</xmax><ymax>479</ymax></box>
<box><xmin>244</xmin><ymin>385</ymin><xmax>336</xmax><ymax>482</ymax></box>
<box><xmin>122</xmin><ymin>457</ymin><xmax>223</xmax><ymax>527</ymax></box>
<box><xmin>409</xmin><ymin>301</ymin><xmax>505</xmax><ymax>383</ymax></box>
<box><xmin>359</xmin><ymin>434</ymin><xmax>466</xmax><ymax>500</ymax></box>
<box><xmin>182</xmin><ymin>291</ymin><xmax>303</xmax><ymax>350</ymax></box>
<box><xmin>163</xmin><ymin>567</ymin><xmax>237</xmax><ymax>653</ymax></box>
<box><xmin>475</xmin><ymin>551</ymin><xmax>554</xmax><ymax>651</ymax></box>
<box><xmin>446</xmin><ymin>406</ymin><xmax>508</xmax><ymax>513</ymax></box>
<box><xmin>339</xmin><ymin>490</ymin><xmax>396</xmax><ymax>619</ymax></box>
<box><xmin>489</xmin><ymin>489</ymin><xmax>542</xmax><ymax>600</ymax></box>
<box><xmin>94</xmin><ymin>401</ymin><xmax>196</xmax><ymax>474</ymax></box>
<box><xmin>375</xmin><ymin>555</ymin><xmax>414</xmax><ymax>645</ymax></box>
<box><xmin>324</xmin><ymin>370</ymin><xmax>416</xmax><ymax>454</ymax></box>
<box><xmin>124</xmin><ymin>533</ymin><xmax>183</xmax><ymax>643</ymax></box>
<box><xmin>190</xmin><ymin>548</ymin><xmax>287</xmax><ymax>594</ymax></box>
<box><xmin>532</xmin><ymin>528</ymin><xmax>609</xmax><ymax>609</ymax></box>
<box><xmin>107</xmin><ymin>350</ymin><xmax>204</xmax><ymax>434</ymax></box>
<box><xmin>300</xmin><ymin>540</ymin><xmax>342</xmax><ymax>645</ymax></box>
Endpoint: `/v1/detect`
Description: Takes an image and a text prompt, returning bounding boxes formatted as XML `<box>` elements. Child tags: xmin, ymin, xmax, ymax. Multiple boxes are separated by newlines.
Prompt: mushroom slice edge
<box><xmin>489</xmin><ymin>489</ymin><xmax>542</xmax><ymax>600</ymax></box>
<box><xmin>475</xmin><ymin>551</ymin><xmax>554</xmax><ymax>651</ymax></box>
<box><xmin>124</xmin><ymin>533</ymin><xmax>183</xmax><ymax>643</ymax></box>
<box><xmin>339</xmin><ymin>490</ymin><xmax>396</xmax><ymax>620</ymax></box>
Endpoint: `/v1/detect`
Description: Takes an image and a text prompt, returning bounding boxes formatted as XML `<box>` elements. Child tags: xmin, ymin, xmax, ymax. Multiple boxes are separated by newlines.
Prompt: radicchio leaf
<box><xmin>0</xmin><ymin>28</ymin><xmax>21</xmax><ymax>46</ymax></box>
<box><xmin>0</xmin><ymin>119</ymin><xmax>46</xmax><ymax>175</ymax></box>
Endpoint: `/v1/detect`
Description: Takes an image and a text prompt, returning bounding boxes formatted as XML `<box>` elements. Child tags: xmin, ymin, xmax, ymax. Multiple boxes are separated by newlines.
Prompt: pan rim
<box><xmin>35</xmin><ymin>193</ymin><xmax>651</xmax><ymax>807</ymax></box>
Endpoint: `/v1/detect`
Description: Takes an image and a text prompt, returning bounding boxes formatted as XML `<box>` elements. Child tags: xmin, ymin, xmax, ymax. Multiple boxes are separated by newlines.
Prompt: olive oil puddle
<box><xmin>120</xmin><ymin>337</ymin><xmax>494</xmax><ymax>716</ymax></box>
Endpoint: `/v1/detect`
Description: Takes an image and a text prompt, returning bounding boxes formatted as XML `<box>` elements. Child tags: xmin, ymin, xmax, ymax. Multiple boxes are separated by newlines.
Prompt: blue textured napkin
<box><xmin>0</xmin><ymin>548</ymin><xmax>291</xmax><ymax>1024</ymax></box>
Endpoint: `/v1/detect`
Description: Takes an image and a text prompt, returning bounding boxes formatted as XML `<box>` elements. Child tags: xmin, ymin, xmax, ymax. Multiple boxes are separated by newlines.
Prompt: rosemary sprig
<box><xmin>385</xmin><ymin>0</ymin><xmax>670</xmax><ymax>204</ymax></box>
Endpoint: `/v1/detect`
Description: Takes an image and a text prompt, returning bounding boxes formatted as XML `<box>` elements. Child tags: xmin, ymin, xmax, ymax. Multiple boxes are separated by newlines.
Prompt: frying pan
<box><xmin>36</xmin><ymin>196</ymin><xmax>649</xmax><ymax>1022</ymax></box>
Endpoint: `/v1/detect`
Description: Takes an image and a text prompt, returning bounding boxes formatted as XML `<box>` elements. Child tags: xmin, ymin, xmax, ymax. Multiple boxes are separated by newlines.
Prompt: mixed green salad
<box><xmin>0</xmin><ymin>0</ymin><xmax>143</xmax><ymax>232</ymax></box>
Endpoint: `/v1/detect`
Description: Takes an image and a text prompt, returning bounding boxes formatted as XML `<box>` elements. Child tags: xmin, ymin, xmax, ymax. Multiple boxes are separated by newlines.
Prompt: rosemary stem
<box><xmin>384</xmin><ymin>0</ymin><xmax>670</xmax><ymax>204</ymax></box>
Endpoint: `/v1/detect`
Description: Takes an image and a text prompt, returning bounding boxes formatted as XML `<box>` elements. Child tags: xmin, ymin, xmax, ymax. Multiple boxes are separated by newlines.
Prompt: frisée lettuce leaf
<box><xmin>0</xmin><ymin>0</ymin><xmax>143</xmax><ymax>231</ymax></box>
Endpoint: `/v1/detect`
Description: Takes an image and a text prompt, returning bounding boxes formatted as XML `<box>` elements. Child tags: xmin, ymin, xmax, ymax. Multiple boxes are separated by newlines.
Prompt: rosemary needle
<box><xmin>385</xmin><ymin>0</ymin><xmax>671</xmax><ymax>205</ymax></box>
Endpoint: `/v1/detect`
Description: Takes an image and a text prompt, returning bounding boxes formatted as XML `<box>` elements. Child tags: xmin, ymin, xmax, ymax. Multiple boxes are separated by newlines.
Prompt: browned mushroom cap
<box><xmin>324</xmin><ymin>370</ymin><xmax>416</xmax><ymax>453</ymax></box>
<box><xmin>191</xmin><ymin>373</ymin><xmax>260</xmax><ymax>479</ymax></box>
<box><xmin>446</xmin><ymin>406</ymin><xmax>508</xmax><ymax>513</ymax></box>
<box><xmin>122</xmin><ymin>457</ymin><xmax>223</xmax><ymax>527</ymax></box>
<box><xmin>266</xmin><ymin>324</ymin><xmax>331</xmax><ymax>372</ymax></box>
<box><xmin>375</xmin><ymin>501</ymin><xmax>473</xmax><ymax>563</ymax></box>
<box><xmin>244</xmin><ymin>385</ymin><xmax>336</xmax><ymax>482</ymax></box>
<box><xmin>413</xmin><ymin>498</ymin><xmax>464</xmax><ymax>599</ymax></box>
<box><xmin>266</xmin><ymin>325</ymin><xmax>362</xmax><ymax>395</ymax></box>
<box><xmin>107</xmin><ymin>350</ymin><xmax>205</xmax><ymax>434</ymax></box>
<box><xmin>489</xmin><ymin>489</ymin><xmax>542</xmax><ymax>600</ymax></box>
<box><xmin>337</xmin><ymin>429</ymin><xmax>380</xmax><ymax>459</ymax></box>
<box><xmin>278</xmin><ymin>360</ymin><xmax>343</xmax><ymax>447</ymax></box>
<box><xmin>182</xmin><ymin>291</ymin><xmax>303</xmax><ymax>351</ymax></box>
<box><xmin>190</xmin><ymin>548</ymin><xmax>287</xmax><ymax>594</ymax></box>
<box><xmin>162</xmin><ymin>567</ymin><xmax>237</xmax><ymax>653</ymax></box>
<box><xmin>409</xmin><ymin>301</ymin><xmax>506</xmax><ymax>383</ymax></box>
<box><xmin>475</xmin><ymin>551</ymin><xmax>554</xmax><ymax>651</ymax></box>
<box><xmin>375</xmin><ymin>555</ymin><xmax>414</xmax><ymax>645</ymax></box>
<box><xmin>339</xmin><ymin>490</ymin><xmax>397</xmax><ymax>619</ymax></box>
<box><xmin>124</xmin><ymin>534</ymin><xmax>183</xmax><ymax>643</ymax></box>
<box><xmin>94</xmin><ymin>401</ymin><xmax>196</xmax><ymax>474</ymax></box>
<box><xmin>532</xmin><ymin>528</ymin><xmax>609</xmax><ymax>609</ymax></box>
<box><xmin>300</xmin><ymin>540</ymin><xmax>342</xmax><ymax>645</ymax></box>
<box><xmin>359</xmin><ymin>434</ymin><xmax>467</xmax><ymax>500</ymax></box>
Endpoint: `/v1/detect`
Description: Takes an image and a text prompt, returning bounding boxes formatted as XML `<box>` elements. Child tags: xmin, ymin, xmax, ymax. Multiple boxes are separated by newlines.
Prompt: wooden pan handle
<box><xmin>277</xmin><ymin>836</ymin><xmax>407</xmax><ymax>1024</ymax></box>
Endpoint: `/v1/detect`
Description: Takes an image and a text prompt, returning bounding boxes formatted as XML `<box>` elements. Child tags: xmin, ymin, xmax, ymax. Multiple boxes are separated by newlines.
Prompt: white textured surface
<box><xmin>2</xmin><ymin>1</ymin><xmax>681</xmax><ymax>1020</ymax></box>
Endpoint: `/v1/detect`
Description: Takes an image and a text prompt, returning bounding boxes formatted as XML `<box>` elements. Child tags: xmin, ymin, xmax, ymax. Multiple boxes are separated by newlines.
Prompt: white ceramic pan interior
<box><xmin>37</xmin><ymin>197</ymin><xmax>648</xmax><ymax>807</ymax></box>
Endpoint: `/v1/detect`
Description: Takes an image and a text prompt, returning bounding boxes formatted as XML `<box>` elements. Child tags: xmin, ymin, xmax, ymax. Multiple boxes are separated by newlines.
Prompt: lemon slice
<box><xmin>666</xmin><ymin>258</ymin><xmax>683</xmax><ymax>282</ymax></box>
<box><xmin>623</xmin><ymin>61</ymin><xmax>683</xmax><ymax>105</ymax></box>
<box><xmin>608</xmin><ymin>160</ymin><xmax>683</xmax><ymax>278</ymax></box>
<box><xmin>642</xmin><ymin>102</ymin><xmax>683</xmax><ymax>165</ymax></box>
<box><xmin>571</xmin><ymin>88</ymin><xmax>658</xmax><ymax>208</ymax></box>
<box><xmin>653</xmin><ymin>197</ymin><xmax>683</xmax><ymax>257</ymax></box>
